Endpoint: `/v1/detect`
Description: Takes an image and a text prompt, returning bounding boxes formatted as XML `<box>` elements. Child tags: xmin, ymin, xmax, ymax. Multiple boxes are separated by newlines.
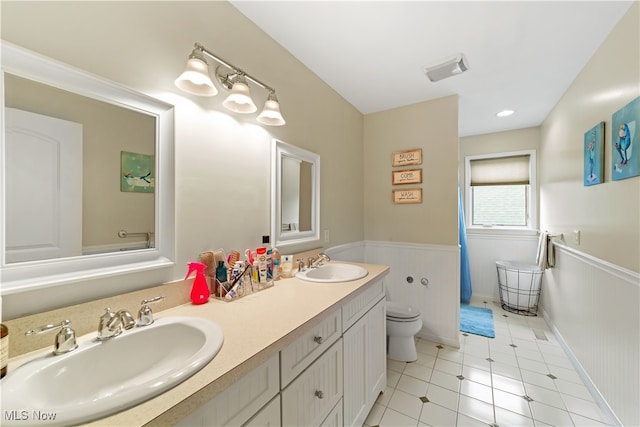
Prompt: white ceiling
<box><xmin>231</xmin><ymin>1</ymin><xmax>634</xmax><ymax>137</ymax></box>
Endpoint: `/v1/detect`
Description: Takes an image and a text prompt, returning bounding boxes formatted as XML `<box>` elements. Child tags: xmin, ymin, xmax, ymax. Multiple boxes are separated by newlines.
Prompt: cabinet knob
<box><xmin>313</xmin><ymin>336</ymin><xmax>324</xmax><ymax>344</ymax></box>
<box><xmin>315</xmin><ymin>390</ymin><xmax>324</xmax><ymax>399</ymax></box>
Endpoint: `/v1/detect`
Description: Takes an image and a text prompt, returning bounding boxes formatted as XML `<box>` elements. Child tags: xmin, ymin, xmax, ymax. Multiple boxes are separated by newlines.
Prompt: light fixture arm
<box><xmin>194</xmin><ymin>42</ymin><xmax>275</xmax><ymax>94</ymax></box>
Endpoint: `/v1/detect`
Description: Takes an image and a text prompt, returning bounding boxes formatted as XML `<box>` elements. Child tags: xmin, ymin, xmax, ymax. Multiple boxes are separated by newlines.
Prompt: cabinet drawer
<box><xmin>281</xmin><ymin>308</ymin><xmax>341</xmax><ymax>386</ymax></box>
<box><xmin>342</xmin><ymin>279</ymin><xmax>385</xmax><ymax>332</ymax></box>
<box><xmin>282</xmin><ymin>339</ymin><xmax>343</xmax><ymax>427</ymax></box>
<box><xmin>193</xmin><ymin>353</ymin><xmax>279</xmax><ymax>427</ymax></box>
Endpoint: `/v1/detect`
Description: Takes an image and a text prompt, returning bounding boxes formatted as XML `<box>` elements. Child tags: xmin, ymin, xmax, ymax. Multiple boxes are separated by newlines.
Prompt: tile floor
<box><xmin>365</xmin><ymin>301</ymin><xmax>612</xmax><ymax>427</ymax></box>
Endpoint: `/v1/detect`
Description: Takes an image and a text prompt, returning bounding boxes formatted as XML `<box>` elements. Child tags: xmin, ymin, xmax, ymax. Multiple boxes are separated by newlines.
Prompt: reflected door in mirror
<box><xmin>5</xmin><ymin>108</ymin><xmax>83</xmax><ymax>263</ymax></box>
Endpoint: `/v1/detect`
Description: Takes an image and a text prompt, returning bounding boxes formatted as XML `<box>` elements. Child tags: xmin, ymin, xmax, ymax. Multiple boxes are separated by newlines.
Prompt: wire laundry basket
<box><xmin>496</xmin><ymin>260</ymin><xmax>543</xmax><ymax>316</ymax></box>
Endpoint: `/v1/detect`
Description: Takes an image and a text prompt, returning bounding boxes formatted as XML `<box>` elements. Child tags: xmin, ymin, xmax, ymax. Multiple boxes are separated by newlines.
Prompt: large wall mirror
<box><xmin>271</xmin><ymin>139</ymin><xmax>320</xmax><ymax>247</ymax></box>
<box><xmin>0</xmin><ymin>41</ymin><xmax>175</xmax><ymax>294</ymax></box>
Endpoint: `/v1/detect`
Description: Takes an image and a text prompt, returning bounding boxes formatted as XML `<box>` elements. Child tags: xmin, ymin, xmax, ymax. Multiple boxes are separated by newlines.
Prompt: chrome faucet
<box><xmin>97</xmin><ymin>308</ymin><xmax>135</xmax><ymax>340</ymax></box>
<box><xmin>137</xmin><ymin>296</ymin><xmax>165</xmax><ymax>327</ymax></box>
<box><xmin>309</xmin><ymin>252</ymin><xmax>331</xmax><ymax>268</ymax></box>
<box><xmin>26</xmin><ymin>320</ymin><xmax>78</xmax><ymax>355</ymax></box>
<box><xmin>296</xmin><ymin>258</ymin><xmax>306</xmax><ymax>272</ymax></box>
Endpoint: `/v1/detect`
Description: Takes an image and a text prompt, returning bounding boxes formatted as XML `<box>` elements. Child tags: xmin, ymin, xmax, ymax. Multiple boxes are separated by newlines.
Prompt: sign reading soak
<box><xmin>392</xmin><ymin>149</ymin><xmax>422</xmax><ymax>167</ymax></box>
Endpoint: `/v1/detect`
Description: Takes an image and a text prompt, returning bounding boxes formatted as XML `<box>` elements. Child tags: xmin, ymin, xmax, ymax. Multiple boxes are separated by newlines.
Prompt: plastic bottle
<box><xmin>273</xmin><ymin>259</ymin><xmax>281</xmax><ymax>281</ymax></box>
<box><xmin>185</xmin><ymin>262</ymin><xmax>210</xmax><ymax>305</ymax></box>
<box><xmin>215</xmin><ymin>260</ymin><xmax>227</xmax><ymax>283</ymax></box>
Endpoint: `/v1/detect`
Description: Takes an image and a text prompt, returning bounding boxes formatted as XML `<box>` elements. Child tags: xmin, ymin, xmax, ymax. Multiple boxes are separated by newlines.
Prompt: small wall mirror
<box><xmin>0</xmin><ymin>41</ymin><xmax>175</xmax><ymax>294</ymax></box>
<box><xmin>271</xmin><ymin>139</ymin><xmax>320</xmax><ymax>247</ymax></box>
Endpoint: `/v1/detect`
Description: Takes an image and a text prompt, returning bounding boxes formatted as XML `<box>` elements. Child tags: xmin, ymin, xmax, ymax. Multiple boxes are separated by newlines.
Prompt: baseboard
<box><xmin>539</xmin><ymin>306</ymin><xmax>623</xmax><ymax>427</ymax></box>
<box><xmin>417</xmin><ymin>329</ymin><xmax>460</xmax><ymax>348</ymax></box>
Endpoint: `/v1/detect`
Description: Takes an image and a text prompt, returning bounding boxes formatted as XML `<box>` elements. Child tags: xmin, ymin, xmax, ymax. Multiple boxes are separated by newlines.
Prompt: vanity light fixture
<box><xmin>175</xmin><ymin>42</ymin><xmax>286</xmax><ymax>126</ymax></box>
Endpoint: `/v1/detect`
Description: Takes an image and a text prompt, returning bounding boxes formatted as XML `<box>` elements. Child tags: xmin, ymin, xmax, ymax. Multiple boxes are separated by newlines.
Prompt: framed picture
<box><xmin>584</xmin><ymin>122</ymin><xmax>604</xmax><ymax>186</ymax></box>
<box><xmin>392</xmin><ymin>168</ymin><xmax>422</xmax><ymax>185</ymax></box>
<box><xmin>392</xmin><ymin>148</ymin><xmax>422</xmax><ymax>167</ymax></box>
<box><xmin>612</xmin><ymin>96</ymin><xmax>639</xmax><ymax>181</ymax></box>
<box><xmin>392</xmin><ymin>188</ymin><xmax>422</xmax><ymax>204</ymax></box>
<box><xmin>121</xmin><ymin>151</ymin><xmax>155</xmax><ymax>193</ymax></box>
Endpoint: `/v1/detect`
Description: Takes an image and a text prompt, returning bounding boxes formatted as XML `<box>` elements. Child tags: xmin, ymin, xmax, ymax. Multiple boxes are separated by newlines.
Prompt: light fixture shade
<box><xmin>222</xmin><ymin>75</ymin><xmax>257</xmax><ymax>114</ymax></box>
<box><xmin>174</xmin><ymin>53</ymin><xmax>217</xmax><ymax>96</ymax></box>
<box><xmin>257</xmin><ymin>93</ymin><xmax>286</xmax><ymax>126</ymax></box>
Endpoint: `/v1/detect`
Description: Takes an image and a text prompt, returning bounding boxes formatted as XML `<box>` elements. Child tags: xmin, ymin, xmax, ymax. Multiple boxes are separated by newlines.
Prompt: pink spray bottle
<box><xmin>185</xmin><ymin>262</ymin><xmax>210</xmax><ymax>305</ymax></box>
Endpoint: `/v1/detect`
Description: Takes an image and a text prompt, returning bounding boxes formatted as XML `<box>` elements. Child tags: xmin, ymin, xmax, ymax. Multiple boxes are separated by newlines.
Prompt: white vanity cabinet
<box><xmin>174</xmin><ymin>278</ymin><xmax>387</xmax><ymax>427</ymax></box>
<box><xmin>342</xmin><ymin>280</ymin><xmax>386</xmax><ymax>427</ymax></box>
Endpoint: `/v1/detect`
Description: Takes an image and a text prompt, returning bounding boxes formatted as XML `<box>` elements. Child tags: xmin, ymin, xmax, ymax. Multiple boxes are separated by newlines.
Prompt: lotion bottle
<box><xmin>185</xmin><ymin>262</ymin><xmax>210</xmax><ymax>305</ymax></box>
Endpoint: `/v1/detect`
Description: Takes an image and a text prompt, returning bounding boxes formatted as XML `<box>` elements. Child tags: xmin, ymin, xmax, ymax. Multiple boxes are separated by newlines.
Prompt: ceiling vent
<box><xmin>424</xmin><ymin>54</ymin><xmax>469</xmax><ymax>82</ymax></box>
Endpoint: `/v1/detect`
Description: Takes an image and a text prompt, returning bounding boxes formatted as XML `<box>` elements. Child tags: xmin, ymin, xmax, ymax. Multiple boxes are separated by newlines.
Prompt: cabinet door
<box><xmin>244</xmin><ymin>395</ymin><xmax>281</xmax><ymax>427</ymax></box>
<box><xmin>320</xmin><ymin>398</ymin><xmax>343</xmax><ymax>427</ymax></box>
<box><xmin>366</xmin><ymin>298</ymin><xmax>386</xmax><ymax>405</ymax></box>
<box><xmin>343</xmin><ymin>298</ymin><xmax>386</xmax><ymax>427</ymax></box>
<box><xmin>282</xmin><ymin>339</ymin><xmax>343</xmax><ymax>427</ymax></box>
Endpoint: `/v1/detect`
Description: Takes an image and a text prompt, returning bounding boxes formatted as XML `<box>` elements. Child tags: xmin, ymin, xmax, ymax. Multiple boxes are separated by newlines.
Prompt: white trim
<box><xmin>270</xmin><ymin>139</ymin><xmax>320</xmax><ymax>248</ymax></box>
<box><xmin>552</xmin><ymin>242</ymin><xmax>639</xmax><ymax>286</ymax></box>
<box><xmin>364</xmin><ymin>239</ymin><xmax>459</xmax><ymax>253</ymax></box>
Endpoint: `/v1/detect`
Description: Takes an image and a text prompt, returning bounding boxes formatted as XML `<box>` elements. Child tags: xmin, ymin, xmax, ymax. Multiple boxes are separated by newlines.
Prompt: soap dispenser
<box><xmin>185</xmin><ymin>262</ymin><xmax>210</xmax><ymax>305</ymax></box>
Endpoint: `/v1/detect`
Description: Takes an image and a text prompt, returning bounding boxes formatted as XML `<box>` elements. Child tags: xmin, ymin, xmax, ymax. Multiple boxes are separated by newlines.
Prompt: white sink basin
<box><xmin>295</xmin><ymin>262</ymin><xmax>368</xmax><ymax>283</ymax></box>
<box><xmin>1</xmin><ymin>316</ymin><xmax>223</xmax><ymax>426</ymax></box>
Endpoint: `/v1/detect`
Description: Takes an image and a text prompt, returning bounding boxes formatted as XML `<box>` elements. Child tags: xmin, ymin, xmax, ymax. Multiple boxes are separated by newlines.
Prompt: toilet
<box><xmin>386</xmin><ymin>301</ymin><xmax>422</xmax><ymax>362</ymax></box>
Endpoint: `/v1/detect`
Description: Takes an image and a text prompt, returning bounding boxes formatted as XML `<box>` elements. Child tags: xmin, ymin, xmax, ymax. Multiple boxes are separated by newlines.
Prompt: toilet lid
<box><xmin>386</xmin><ymin>301</ymin><xmax>421</xmax><ymax>320</ymax></box>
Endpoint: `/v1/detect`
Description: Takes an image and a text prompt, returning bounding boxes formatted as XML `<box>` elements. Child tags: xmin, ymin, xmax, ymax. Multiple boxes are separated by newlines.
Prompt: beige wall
<box><xmin>364</xmin><ymin>96</ymin><xmax>459</xmax><ymax>245</ymax></box>
<box><xmin>1</xmin><ymin>1</ymin><xmax>364</xmax><ymax>316</ymax></box>
<box><xmin>540</xmin><ymin>3</ymin><xmax>639</xmax><ymax>272</ymax></box>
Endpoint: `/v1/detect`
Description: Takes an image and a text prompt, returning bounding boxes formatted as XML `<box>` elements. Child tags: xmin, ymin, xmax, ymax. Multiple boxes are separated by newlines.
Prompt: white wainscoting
<box><xmin>465</xmin><ymin>233</ymin><xmax>539</xmax><ymax>301</ymax></box>
<box><xmin>540</xmin><ymin>244</ymin><xmax>639</xmax><ymax>427</ymax></box>
<box><xmin>324</xmin><ymin>241</ymin><xmax>366</xmax><ymax>263</ymax></box>
<box><xmin>327</xmin><ymin>240</ymin><xmax>460</xmax><ymax>348</ymax></box>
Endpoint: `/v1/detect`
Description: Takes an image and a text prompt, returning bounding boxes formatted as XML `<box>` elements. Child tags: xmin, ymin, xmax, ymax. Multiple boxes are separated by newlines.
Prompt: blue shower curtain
<box><xmin>459</xmin><ymin>186</ymin><xmax>472</xmax><ymax>304</ymax></box>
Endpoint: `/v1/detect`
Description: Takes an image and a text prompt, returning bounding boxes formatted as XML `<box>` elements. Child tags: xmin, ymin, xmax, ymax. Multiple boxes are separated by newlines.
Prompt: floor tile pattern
<box><xmin>365</xmin><ymin>302</ymin><xmax>612</xmax><ymax>427</ymax></box>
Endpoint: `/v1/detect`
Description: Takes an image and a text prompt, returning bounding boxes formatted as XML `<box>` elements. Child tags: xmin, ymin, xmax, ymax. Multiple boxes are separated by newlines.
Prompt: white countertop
<box><xmin>79</xmin><ymin>262</ymin><xmax>389</xmax><ymax>426</ymax></box>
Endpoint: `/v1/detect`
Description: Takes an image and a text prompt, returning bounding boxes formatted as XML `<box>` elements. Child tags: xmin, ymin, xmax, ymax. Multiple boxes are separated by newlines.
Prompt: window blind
<box><xmin>470</xmin><ymin>155</ymin><xmax>530</xmax><ymax>186</ymax></box>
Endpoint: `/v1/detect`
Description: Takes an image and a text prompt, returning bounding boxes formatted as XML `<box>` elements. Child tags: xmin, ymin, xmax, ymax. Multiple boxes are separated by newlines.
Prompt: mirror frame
<box><xmin>271</xmin><ymin>139</ymin><xmax>320</xmax><ymax>247</ymax></box>
<box><xmin>0</xmin><ymin>41</ymin><xmax>175</xmax><ymax>295</ymax></box>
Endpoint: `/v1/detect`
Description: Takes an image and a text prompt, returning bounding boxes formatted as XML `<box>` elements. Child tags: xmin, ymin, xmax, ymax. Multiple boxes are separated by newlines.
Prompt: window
<box><xmin>465</xmin><ymin>150</ymin><xmax>536</xmax><ymax>230</ymax></box>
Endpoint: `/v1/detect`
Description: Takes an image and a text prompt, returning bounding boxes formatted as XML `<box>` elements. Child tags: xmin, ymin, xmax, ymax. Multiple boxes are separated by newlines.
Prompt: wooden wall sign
<box><xmin>392</xmin><ymin>149</ymin><xmax>422</xmax><ymax>167</ymax></box>
<box><xmin>392</xmin><ymin>168</ymin><xmax>422</xmax><ymax>185</ymax></box>
<box><xmin>392</xmin><ymin>188</ymin><xmax>422</xmax><ymax>204</ymax></box>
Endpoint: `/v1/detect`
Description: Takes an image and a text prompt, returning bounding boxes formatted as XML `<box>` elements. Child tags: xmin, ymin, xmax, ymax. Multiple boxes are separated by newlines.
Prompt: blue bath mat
<box><xmin>460</xmin><ymin>305</ymin><xmax>495</xmax><ymax>338</ymax></box>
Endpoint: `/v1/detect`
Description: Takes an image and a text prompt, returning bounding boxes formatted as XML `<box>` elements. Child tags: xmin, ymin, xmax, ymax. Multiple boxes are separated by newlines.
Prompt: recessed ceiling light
<box><xmin>496</xmin><ymin>109</ymin><xmax>515</xmax><ymax>117</ymax></box>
